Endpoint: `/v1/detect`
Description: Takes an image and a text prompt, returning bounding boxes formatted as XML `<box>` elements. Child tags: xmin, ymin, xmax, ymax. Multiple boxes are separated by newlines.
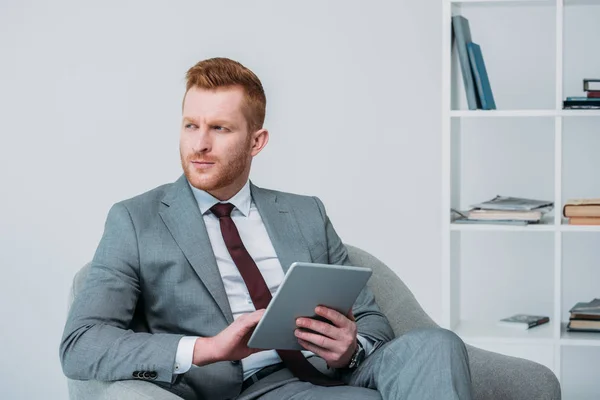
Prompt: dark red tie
<box><xmin>211</xmin><ymin>203</ymin><xmax>345</xmax><ymax>386</ymax></box>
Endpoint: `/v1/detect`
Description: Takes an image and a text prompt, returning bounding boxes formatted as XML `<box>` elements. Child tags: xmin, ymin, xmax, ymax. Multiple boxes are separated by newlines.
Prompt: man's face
<box><xmin>180</xmin><ymin>86</ymin><xmax>265</xmax><ymax>200</ymax></box>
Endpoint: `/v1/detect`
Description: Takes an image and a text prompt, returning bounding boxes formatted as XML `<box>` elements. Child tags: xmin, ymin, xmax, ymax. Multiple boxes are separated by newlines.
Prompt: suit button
<box><xmin>143</xmin><ymin>371</ymin><xmax>151</xmax><ymax>379</ymax></box>
<box><xmin>230</xmin><ymin>360</ymin><xmax>240</xmax><ymax>365</ymax></box>
<box><xmin>132</xmin><ymin>371</ymin><xmax>140</xmax><ymax>378</ymax></box>
<box><xmin>149</xmin><ymin>371</ymin><xmax>157</xmax><ymax>380</ymax></box>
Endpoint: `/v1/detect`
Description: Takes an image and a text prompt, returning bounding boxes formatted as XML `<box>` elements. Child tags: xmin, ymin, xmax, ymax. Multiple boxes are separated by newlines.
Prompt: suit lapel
<box><xmin>159</xmin><ymin>175</ymin><xmax>234</xmax><ymax>324</ymax></box>
<box><xmin>250</xmin><ymin>182</ymin><xmax>312</xmax><ymax>274</ymax></box>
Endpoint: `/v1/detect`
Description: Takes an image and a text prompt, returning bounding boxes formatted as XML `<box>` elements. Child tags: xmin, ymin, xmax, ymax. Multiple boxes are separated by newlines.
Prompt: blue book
<box><xmin>566</xmin><ymin>96</ymin><xmax>600</xmax><ymax>101</ymax></box>
<box><xmin>452</xmin><ymin>16</ymin><xmax>480</xmax><ymax>110</ymax></box>
<box><xmin>467</xmin><ymin>42</ymin><xmax>496</xmax><ymax>110</ymax></box>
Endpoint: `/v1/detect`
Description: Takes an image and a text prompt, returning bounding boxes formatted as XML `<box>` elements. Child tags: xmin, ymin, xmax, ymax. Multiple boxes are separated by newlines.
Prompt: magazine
<box><xmin>470</xmin><ymin>196</ymin><xmax>554</xmax><ymax>211</ymax></box>
<box><xmin>498</xmin><ymin>314</ymin><xmax>550</xmax><ymax>330</ymax></box>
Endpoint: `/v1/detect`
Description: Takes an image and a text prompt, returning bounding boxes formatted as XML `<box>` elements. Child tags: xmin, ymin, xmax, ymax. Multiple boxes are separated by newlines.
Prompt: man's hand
<box><xmin>294</xmin><ymin>306</ymin><xmax>357</xmax><ymax>369</ymax></box>
<box><xmin>193</xmin><ymin>309</ymin><xmax>265</xmax><ymax>366</ymax></box>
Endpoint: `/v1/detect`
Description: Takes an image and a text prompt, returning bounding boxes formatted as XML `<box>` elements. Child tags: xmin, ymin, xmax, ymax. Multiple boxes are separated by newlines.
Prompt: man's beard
<box><xmin>180</xmin><ymin>145</ymin><xmax>250</xmax><ymax>193</ymax></box>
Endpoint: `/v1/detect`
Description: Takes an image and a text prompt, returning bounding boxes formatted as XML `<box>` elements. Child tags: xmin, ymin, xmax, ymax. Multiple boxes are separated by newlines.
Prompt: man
<box><xmin>60</xmin><ymin>57</ymin><xmax>473</xmax><ymax>399</ymax></box>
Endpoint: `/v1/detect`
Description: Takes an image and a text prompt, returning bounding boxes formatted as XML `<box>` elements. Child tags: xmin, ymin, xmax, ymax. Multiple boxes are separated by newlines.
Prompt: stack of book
<box><xmin>567</xmin><ymin>298</ymin><xmax>600</xmax><ymax>333</ymax></box>
<box><xmin>564</xmin><ymin>79</ymin><xmax>600</xmax><ymax>109</ymax></box>
<box><xmin>563</xmin><ymin>198</ymin><xmax>600</xmax><ymax>225</ymax></box>
<box><xmin>451</xmin><ymin>15</ymin><xmax>496</xmax><ymax>110</ymax></box>
<box><xmin>452</xmin><ymin>195</ymin><xmax>554</xmax><ymax>226</ymax></box>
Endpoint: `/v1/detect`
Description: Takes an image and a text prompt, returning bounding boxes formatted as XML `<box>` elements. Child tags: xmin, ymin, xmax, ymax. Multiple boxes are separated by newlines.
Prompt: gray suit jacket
<box><xmin>60</xmin><ymin>174</ymin><xmax>394</xmax><ymax>400</ymax></box>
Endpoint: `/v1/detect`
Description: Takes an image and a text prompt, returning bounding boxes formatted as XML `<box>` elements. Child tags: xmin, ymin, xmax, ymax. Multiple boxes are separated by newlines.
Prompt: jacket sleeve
<box><xmin>312</xmin><ymin>197</ymin><xmax>395</xmax><ymax>348</ymax></box>
<box><xmin>59</xmin><ymin>202</ymin><xmax>184</xmax><ymax>383</ymax></box>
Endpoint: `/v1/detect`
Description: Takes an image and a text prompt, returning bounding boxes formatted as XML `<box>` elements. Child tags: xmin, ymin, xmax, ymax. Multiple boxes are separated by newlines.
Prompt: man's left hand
<box><xmin>295</xmin><ymin>306</ymin><xmax>357</xmax><ymax>369</ymax></box>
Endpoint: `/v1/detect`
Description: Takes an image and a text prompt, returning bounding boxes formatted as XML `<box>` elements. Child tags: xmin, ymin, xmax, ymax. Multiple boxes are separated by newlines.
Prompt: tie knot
<box><xmin>211</xmin><ymin>202</ymin><xmax>235</xmax><ymax>218</ymax></box>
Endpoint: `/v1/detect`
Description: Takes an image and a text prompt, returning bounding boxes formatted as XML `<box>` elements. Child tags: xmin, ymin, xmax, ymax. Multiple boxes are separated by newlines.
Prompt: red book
<box><xmin>587</xmin><ymin>91</ymin><xmax>600</xmax><ymax>98</ymax></box>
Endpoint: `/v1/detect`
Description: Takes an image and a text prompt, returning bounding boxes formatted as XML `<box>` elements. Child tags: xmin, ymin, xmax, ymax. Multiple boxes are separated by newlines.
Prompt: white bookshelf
<box><xmin>442</xmin><ymin>0</ymin><xmax>600</xmax><ymax>398</ymax></box>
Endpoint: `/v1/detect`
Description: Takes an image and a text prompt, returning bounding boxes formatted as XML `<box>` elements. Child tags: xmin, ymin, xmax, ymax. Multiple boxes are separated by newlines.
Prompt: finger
<box><xmin>246</xmin><ymin>309</ymin><xmax>265</xmax><ymax>324</ymax></box>
<box><xmin>248</xmin><ymin>347</ymin><xmax>267</xmax><ymax>355</ymax></box>
<box><xmin>347</xmin><ymin>309</ymin><xmax>355</xmax><ymax>322</ymax></box>
<box><xmin>297</xmin><ymin>338</ymin><xmax>334</xmax><ymax>360</ymax></box>
<box><xmin>238</xmin><ymin>325</ymin><xmax>257</xmax><ymax>345</ymax></box>
<box><xmin>295</xmin><ymin>328</ymin><xmax>335</xmax><ymax>350</ymax></box>
<box><xmin>237</xmin><ymin>310</ymin><xmax>265</xmax><ymax>333</ymax></box>
<box><xmin>296</xmin><ymin>317</ymin><xmax>340</xmax><ymax>339</ymax></box>
<box><xmin>315</xmin><ymin>306</ymin><xmax>349</xmax><ymax>328</ymax></box>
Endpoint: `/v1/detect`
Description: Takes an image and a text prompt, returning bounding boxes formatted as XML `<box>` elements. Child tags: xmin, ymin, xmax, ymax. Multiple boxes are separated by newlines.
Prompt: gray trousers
<box><xmin>239</xmin><ymin>328</ymin><xmax>473</xmax><ymax>400</ymax></box>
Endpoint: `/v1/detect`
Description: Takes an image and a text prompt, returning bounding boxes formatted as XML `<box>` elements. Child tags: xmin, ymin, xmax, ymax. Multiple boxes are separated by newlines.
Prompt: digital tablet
<box><xmin>247</xmin><ymin>262</ymin><xmax>372</xmax><ymax>350</ymax></box>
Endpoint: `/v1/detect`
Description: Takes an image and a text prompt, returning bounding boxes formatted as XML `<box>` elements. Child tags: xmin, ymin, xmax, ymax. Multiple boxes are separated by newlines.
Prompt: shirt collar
<box><xmin>188</xmin><ymin>180</ymin><xmax>252</xmax><ymax>217</ymax></box>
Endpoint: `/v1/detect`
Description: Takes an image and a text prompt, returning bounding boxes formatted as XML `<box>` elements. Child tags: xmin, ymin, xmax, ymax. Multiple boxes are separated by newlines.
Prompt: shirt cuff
<box><xmin>356</xmin><ymin>334</ymin><xmax>375</xmax><ymax>356</ymax></box>
<box><xmin>174</xmin><ymin>336</ymin><xmax>199</xmax><ymax>374</ymax></box>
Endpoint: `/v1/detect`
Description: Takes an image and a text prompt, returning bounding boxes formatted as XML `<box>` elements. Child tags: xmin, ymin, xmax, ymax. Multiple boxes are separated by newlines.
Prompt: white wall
<box><xmin>0</xmin><ymin>1</ymin><xmax>442</xmax><ymax>398</ymax></box>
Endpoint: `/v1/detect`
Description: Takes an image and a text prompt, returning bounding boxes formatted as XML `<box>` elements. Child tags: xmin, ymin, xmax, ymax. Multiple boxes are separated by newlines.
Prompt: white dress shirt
<box><xmin>173</xmin><ymin>180</ymin><xmax>372</xmax><ymax>379</ymax></box>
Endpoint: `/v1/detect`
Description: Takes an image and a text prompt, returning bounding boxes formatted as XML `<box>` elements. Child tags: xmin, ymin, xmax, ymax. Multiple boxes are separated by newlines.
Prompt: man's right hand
<box><xmin>192</xmin><ymin>309</ymin><xmax>265</xmax><ymax>366</ymax></box>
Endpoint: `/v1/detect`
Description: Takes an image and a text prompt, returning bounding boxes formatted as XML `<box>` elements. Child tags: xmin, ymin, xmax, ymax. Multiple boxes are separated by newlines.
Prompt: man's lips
<box><xmin>191</xmin><ymin>161</ymin><xmax>215</xmax><ymax>170</ymax></box>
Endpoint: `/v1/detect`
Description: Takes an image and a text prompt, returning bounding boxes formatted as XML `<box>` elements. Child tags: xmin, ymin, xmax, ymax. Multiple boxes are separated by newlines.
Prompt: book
<box><xmin>453</xmin><ymin>218</ymin><xmax>530</xmax><ymax>226</ymax></box>
<box><xmin>583</xmin><ymin>78</ymin><xmax>600</xmax><ymax>92</ymax></box>
<box><xmin>567</xmin><ymin>217</ymin><xmax>600</xmax><ymax>225</ymax></box>
<box><xmin>467</xmin><ymin>207</ymin><xmax>549</xmax><ymax>221</ymax></box>
<box><xmin>570</xmin><ymin>313</ymin><xmax>600</xmax><ymax>320</ymax></box>
<box><xmin>564</xmin><ymin>105</ymin><xmax>600</xmax><ymax>109</ymax></box>
<box><xmin>563</xmin><ymin>198</ymin><xmax>600</xmax><ymax>218</ymax></box>
<box><xmin>498</xmin><ymin>314</ymin><xmax>550</xmax><ymax>330</ymax></box>
<box><xmin>470</xmin><ymin>195</ymin><xmax>554</xmax><ymax>211</ymax></box>
<box><xmin>566</xmin><ymin>97</ymin><xmax>600</xmax><ymax>102</ymax></box>
<box><xmin>452</xmin><ymin>16</ymin><xmax>480</xmax><ymax>110</ymax></box>
<box><xmin>467</xmin><ymin>42</ymin><xmax>496</xmax><ymax>110</ymax></box>
<box><xmin>569</xmin><ymin>298</ymin><xmax>600</xmax><ymax>316</ymax></box>
<box><xmin>567</xmin><ymin>319</ymin><xmax>600</xmax><ymax>331</ymax></box>
<box><xmin>563</xmin><ymin>99</ymin><xmax>600</xmax><ymax>109</ymax></box>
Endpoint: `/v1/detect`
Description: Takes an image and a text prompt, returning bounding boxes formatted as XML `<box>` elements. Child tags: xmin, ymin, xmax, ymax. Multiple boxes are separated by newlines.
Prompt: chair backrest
<box><xmin>345</xmin><ymin>244</ymin><xmax>438</xmax><ymax>336</ymax></box>
<box><xmin>70</xmin><ymin>245</ymin><xmax>438</xmax><ymax>336</ymax></box>
<box><xmin>69</xmin><ymin>262</ymin><xmax>91</xmax><ymax>307</ymax></box>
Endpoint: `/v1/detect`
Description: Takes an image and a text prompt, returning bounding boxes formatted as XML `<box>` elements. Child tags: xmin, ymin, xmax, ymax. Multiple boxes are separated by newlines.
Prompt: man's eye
<box><xmin>213</xmin><ymin>126</ymin><xmax>224</xmax><ymax>131</ymax></box>
<box><xmin>185</xmin><ymin>124</ymin><xmax>197</xmax><ymax>129</ymax></box>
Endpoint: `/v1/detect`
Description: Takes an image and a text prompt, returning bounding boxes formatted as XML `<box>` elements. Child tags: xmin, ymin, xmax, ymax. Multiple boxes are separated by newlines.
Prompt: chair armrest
<box><xmin>68</xmin><ymin>378</ymin><xmax>183</xmax><ymax>400</ymax></box>
<box><xmin>466</xmin><ymin>345</ymin><xmax>561</xmax><ymax>400</ymax></box>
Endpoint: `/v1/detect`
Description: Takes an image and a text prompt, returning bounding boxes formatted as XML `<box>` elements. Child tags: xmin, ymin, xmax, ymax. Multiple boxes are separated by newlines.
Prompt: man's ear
<box><xmin>250</xmin><ymin>129</ymin><xmax>269</xmax><ymax>157</ymax></box>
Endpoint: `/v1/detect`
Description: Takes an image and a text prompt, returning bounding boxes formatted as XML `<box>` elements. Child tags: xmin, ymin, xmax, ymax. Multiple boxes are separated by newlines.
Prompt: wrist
<box><xmin>192</xmin><ymin>337</ymin><xmax>219</xmax><ymax>366</ymax></box>
<box><xmin>346</xmin><ymin>339</ymin><xmax>365</xmax><ymax>369</ymax></box>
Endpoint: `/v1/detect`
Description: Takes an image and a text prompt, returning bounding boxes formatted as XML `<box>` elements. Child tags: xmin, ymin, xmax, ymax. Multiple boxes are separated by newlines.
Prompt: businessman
<box><xmin>60</xmin><ymin>57</ymin><xmax>473</xmax><ymax>399</ymax></box>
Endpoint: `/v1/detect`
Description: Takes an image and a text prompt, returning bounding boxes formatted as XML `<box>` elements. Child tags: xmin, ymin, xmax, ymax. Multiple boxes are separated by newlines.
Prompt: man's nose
<box><xmin>194</xmin><ymin>129</ymin><xmax>212</xmax><ymax>153</ymax></box>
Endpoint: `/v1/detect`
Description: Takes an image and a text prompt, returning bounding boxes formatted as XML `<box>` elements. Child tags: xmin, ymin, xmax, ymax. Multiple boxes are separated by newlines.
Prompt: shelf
<box><xmin>561</xmin><ymin>323</ymin><xmax>600</xmax><ymax>346</ymax></box>
<box><xmin>450</xmin><ymin>221</ymin><xmax>600</xmax><ymax>232</ymax></box>
<box><xmin>448</xmin><ymin>0</ymin><xmax>591</xmax><ymax>9</ymax></box>
<box><xmin>453</xmin><ymin>322</ymin><xmax>600</xmax><ymax>347</ymax></box>
<box><xmin>450</xmin><ymin>217</ymin><xmax>556</xmax><ymax>231</ymax></box>
<box><xmin>560</xmin><ymin>110</ymin><xmax>600</xmax><ymax>117</ymax></box>
<box><xmin>560</xmin><ymin>222</ymin><xmax>600</xmax><ymax>232</ymax></box>
<box><xmin>564</xmin><ymin>0</ymin><xmax>600</xmax><ymax>6</ymax></box>
<box><xmin>450</xmin><ymin>109</ymin><xmax>600</xmax><ymax>118</ymax></box>
<box><xmin>450</xmin><ymin>0</ymin><xmax>552</xmax><ymax>4</ymax></box>
<box><xmin>443</xmin><ymin>0</ymin><xmax>600</xmax><ymax>394</ymax></box>
<box><xmin>450</xmin><ymin>109</ymin><xmax>557</xmax><ymax>117</ymax></box>
<box><xmin>454</xmin><ymin>320</ymin><xmax>554</xmax><ymax>344</ymax></box>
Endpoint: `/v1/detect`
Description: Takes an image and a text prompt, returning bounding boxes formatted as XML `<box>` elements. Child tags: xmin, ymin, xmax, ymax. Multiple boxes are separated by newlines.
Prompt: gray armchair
<box><xmin>65</xmin><ymin>244</ymin><xmax>561</xmax><ymax>399</ymax></box>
